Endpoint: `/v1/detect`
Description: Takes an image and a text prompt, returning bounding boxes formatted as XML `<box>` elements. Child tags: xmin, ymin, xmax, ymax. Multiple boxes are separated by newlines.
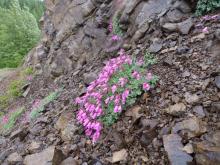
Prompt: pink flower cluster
<box><xmin>1</xmin><ymin>115</ymin><xmax>9</xmax><ymax>124</ymax></box>
<box><xmin>111</xmin><ymin>35</ymin><xmax>121</xmax><ymax>41</ymax></box>
<box><xmin>75</xmin><ymin>49</ymin><xmax>155</xmax><ymax>142</ymax></box>
<box><xmin>108</xmin><ymin>22</ymin><xmax>113</xmax><ymax>32</ymax></box>
<box><xmin>196</xmin><ymin>14</ymin><xmax>220</xmax><ymax>33</ymax></box>
<box><xmin>75</xmin><ymin>49</ymin><xmax>133</xmax><ymax>142</ymax></box>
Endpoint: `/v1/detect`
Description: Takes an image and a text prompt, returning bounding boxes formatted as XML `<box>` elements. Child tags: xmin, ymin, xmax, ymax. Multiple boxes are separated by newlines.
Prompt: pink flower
<box><xmin>105</xmin><ymin>97</ymin><xmax>110</xmax><ymax>104</ymax></box>
<box><xmin>202</xmin><ymin>27</ymin><xmax>209</xmax><ymax>33</ymax></box>
<box><xmin>2</xmin><ymin>116</ymin><xmax>8</xmax><ymax>124</ymax></box>
<box><xmin>137</xmin><ymin>59</ymin><xmax>144</xmax><ymax>65</ymax></box>
<box><xmin>111</xmin><ymin>35</ymin><xmax>120</xmax><ymax>41</ymax></box>
<box><xmin>108</xmin><ymin>22</ymin><xmax>113</xmax><ymax>32</ymax></box>
<box><xmin>122</xmin><ymin>89</ymin><xmax>129</xmax><ymax>104</ymax></box>
<box><xmin>114</xmin><ymin>105</ymin><xmax>122</xmax><ymax>113</ymax></box>
<box><xmin>211</xmin><ymin>15</ymin><xmax>219</xmax><ymax>20</ymax></box>
<box><xmin>75</xmin><ymin>97</ymin><xmax>81</xmax><ymax>104</ymax></box>
<box><xmin>27</xmin><ymin>75</ymin><xmax>33</xmax><ymax>81</ymax></box>
<box><xmin>195</xmin><ymin>23</ymin><xmax>203</xmax><ymax>28</ymax></box>
<box><xmin>146</xmin><ymin>73</ymin><xmax>153</xmax><ymax>80</ymax></box>
<box><xmin>114</xmin><ymin>95</ymin><xmax>121</xmax><ymax>105</ymax></box>
<box><xmin>85</xmin><ymin>128</ymin><xmax>92</xmax><ymax>136</ymax></box>
<box><xmin>119</xmin><ymin>78</ymin><xmax>127</xmax><ymax>87</ymax></box>
<box><xmin>33</xmin><ymin>99</ymin><xmax>41</xmax><ymax>108</ymax></box>
<box><xmin>110</xmin><ymin>95</ymin><xmax>114</xmax><ymax>101</ymax></box>
<box><xmin>132</xmin><ymin>71</ymin><xmax>141</xmax><ymax>80</ymax></box>
<box><xmin>119</xmin><ymin>49</ymin><xmax>125</xmax><ymax>56</ymax></box>
<box><xmin>143</xmin><ymin>82</ymin><xmax>150</xmax><ymax>91</ymax></box>
<box><xmin>202</xmin><ymin>15</ymin><xmax>211</xmax><ymax>21</ymax></box>
<box><xmin>92</xmin><ymin>131</ymin><xmax>101</xmax><ymax>143</ymax></box>
<box><xmin>112</xmin><ymin>85</ymin><xmax>117</xmax><ymax>93</ymax></box>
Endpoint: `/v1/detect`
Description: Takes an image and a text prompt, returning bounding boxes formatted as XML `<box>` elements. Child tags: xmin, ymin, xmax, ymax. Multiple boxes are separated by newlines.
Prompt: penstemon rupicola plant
<box><xmin>75</xmin><ymin>49</ymin><xmax>158</xmax><ymax>142</ymax></box>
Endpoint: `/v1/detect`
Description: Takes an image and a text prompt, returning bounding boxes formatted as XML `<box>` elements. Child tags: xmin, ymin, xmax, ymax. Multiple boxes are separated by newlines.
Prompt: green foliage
<box><xmin>21</xmin><ymin>67</ymin><xmax>34</xmax><ymax>76</ymax></box>
<box><xmin>0</xmin><ymin>0</ymin><xmax>40</xmax><ymax>68</ymax></box>
<box><xmin>8</xmin><ymin>80</ymin><xmax>24</xmax><ymax>97</ymax></box>
<box><xmin>196</xmin><ymin>0</ymin><xmax>220</xmax><ymax>15</ymax></box>
<box><xmin>112</xmin><ymin>13</ymin><xmax>123</xmax><ymax>36</ymax></box>
<box><xmin>1</xmin><ymin>107</ymin><xmax>25</xmax><ymax>131</ymax></box>
<box><xmin>101</xmin><ymin>52</ymin><xmax>158</xmax><ymax>126</ymax></box>
<box><xmin>30</xmin><ymin>90</ymin><xmax>61</xmax><ymax>119</ymax></box>
<box><xmin>0</xmin><ymin>95</ymin><xmax>11</xmax><ymax>110</ymax></box>
<box><xmin>0</xmin><ymin>0</ymin><xmax>44</xmax><ymax>22</ymax></box>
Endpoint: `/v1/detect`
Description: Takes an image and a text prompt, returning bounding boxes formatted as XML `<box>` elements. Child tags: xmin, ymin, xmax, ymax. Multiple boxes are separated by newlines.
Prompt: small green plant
<box><xmin>1</xmin><ymin>107</ymin><xmax>25</xmax><ymax>131</ymax></box>
<box><xmin>8</xmin><ymin>80</ymin><xmax>24</xmax><ymax>97</ymax></box>
<box><xmin>21</xmin><ymin>66</ymin><xmax>34</xmax><ymax>76</ymax></box>
<box><xmin>196</xmin><ymin>0</ymin><xmax>220</xmax><ymax>15</ymax></box>
<box><xmin>30</xmin><ymin>90</ymin><xmax>60</xmax><ymax>119</ymax></box>
<box><xmin>112</xmin><ymin>13</ymin><xmax>123</xmax><ymax>36</ymax></box>
<box><xmin>0</xmin><ymin>95</ymin><xmax>11</xmax><ymax>109</ymax></box>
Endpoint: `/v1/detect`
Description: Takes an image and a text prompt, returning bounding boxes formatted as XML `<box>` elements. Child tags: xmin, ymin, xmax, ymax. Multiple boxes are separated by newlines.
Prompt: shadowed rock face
<box><xmin>25</xmin><ymin>0</ymin><xmax>195</xmax><ymax>78</ymax></box>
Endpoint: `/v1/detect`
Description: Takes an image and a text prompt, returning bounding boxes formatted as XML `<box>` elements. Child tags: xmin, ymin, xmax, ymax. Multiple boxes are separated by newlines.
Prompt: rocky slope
<box><xmin>0</xmin><ymin>0</ymin><xmax>220</xmax><ymax>164</ymax></box>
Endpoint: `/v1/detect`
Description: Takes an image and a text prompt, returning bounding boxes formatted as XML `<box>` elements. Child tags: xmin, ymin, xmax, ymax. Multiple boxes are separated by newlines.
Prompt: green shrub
<box><xmin>0</xmin><ymin>0</ymin><xmax>44</xmax><ymax>22</ymax></box>
<box><xmin>196</xmin><ymin>0</ymin><xmax>220</xmax><ymax>15</ymax></box>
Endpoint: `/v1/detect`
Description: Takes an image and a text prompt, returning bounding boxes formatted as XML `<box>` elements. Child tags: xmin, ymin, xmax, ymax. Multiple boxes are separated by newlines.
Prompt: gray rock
<box><xmin>10</xmin><ymin>128</ymin><xmax>27</xmax><ymax>141</ymax></box>
<box><xmin>0</xmin><ymin>137</ymin><xmax>6</xmax><ymax>147</ymax></box>
<box><xmin>132</xmin><ymin>21</ymin><xmax>149</xmax><ymax>42</ymax></box>
<box><xmin>193</xmin><ymin>106</ymin><xmax>205</xmax><ymax>118</ymax></box>
<box><xmin>83</xmin><ymin>72</ymin><xmax>97</xmax><ymax>85</ymax></box>
<box><xmin>172</xmin><ymin>117</ymin><xmax>207</xmax><ymax>138</ymax></box>
<box><xmin>165</xmin><ymin>103</ymin><xmax>186</xmax><ymax>117</ymax></box>
<box><xmin>182</xmin><ymin>70</ymin><xmax>191</xmax><ymax>77</ymax></box>
<box><xmin>162</xmin><ymin>23</ymin><xmax>178</xmax><ymax>32</ymax></box>
<box><xmin>177</xmin><ymin>46</ymin><xmax>190</xmax><ymax>55</ymax></box>
<box><xmin>135</xmin><ymin>0</ymin><xmax>170</xmax><ymax>26</ymax></box>
<box><xmin>194</xmin><ymin>131</ymin><xmax>220</xmax><ymax>165</ymax></box>
<box><xmin>149</xmin><ymin>39</ymin><xmax>163</xmax><ymax>53</ymax></box>
<box><xmin>61</xmin><ymin>157</ymin><xmax>79</xmax><ymax>165</ymax></box>
<box><xmin>174</xmin><ymin>0</ymin><xmax>192</xmax><ymax>13</ymax></box>
<box><xmin>163</xmin><ymin>134</ymin><xmax>193</xmax><ymax>165</ymax></box>
<box><xmin>61</xmin><ymin>123</ymin><xmax>78</xmax><ymax>142</ymax></box>
<box><xmin>24</xmin><ymin>146</ymin><xmax>65</xmax><ymax>165</ymax></box>
<box><xmin>177</xmin><ymin>18</ymin><xmax>193</xmax><ymax>35</ymax></box>
<box><xmin>215</xmin><ymin>76</ymin><xmax>220</xmax><ymax>89</ymax></box>
<box><xmin>210</xmin><ymin>102</ymin><xmax>220</xmax><ymax>113</ymax></box>
<box><xmin>184</xmin><ymin>92</ymin><xmax>200</xmax><ymax>105</ymax></box>
<box><xmin>182</xmin><ymin>143</ymin><xmax>194</xmax><ymax>154</ymax></box>
<box><xmin>0</xmin><ymin>148</ymin><xmax>14</xmax><ymax>162</ymax></box>
<box><xmin>28</xmin><ymin>141</ymin><xmax>41</xmax><ymax>153</ymax></box>
<box><xmin>7</xmin><ymin>152</ymin><xmax>22</xmax><ymax>164</ymax></box>
<box><xmin>163</xmin><ymin>18</ymin><xmax>193</xmax><ymax>35</ymax></box>
<box><xmin>166</xmin><ymin>9</ymin><xmax>185</xmax><ymax>22</ymax></box>
<box><xmin>112</xmin><ymin>149</ymin><xmax>128</xmax><ymax>163</ymax></box>
<box><xmin>55</xmin><ymin>112</ymin><xmax>72</xmax><ymax>131</ymax></box>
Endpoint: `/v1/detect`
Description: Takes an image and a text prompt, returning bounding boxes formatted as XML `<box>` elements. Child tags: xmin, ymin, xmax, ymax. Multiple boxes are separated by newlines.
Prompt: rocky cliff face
<box><xmin>2</xmin><ymin>0</ymin><xmax>220</xmax><ymax>164</ymax></box>
<box><xmin>26</xmin><ymin>0</ymin><xmax>195</xmax><ymax>78</ymax></box>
